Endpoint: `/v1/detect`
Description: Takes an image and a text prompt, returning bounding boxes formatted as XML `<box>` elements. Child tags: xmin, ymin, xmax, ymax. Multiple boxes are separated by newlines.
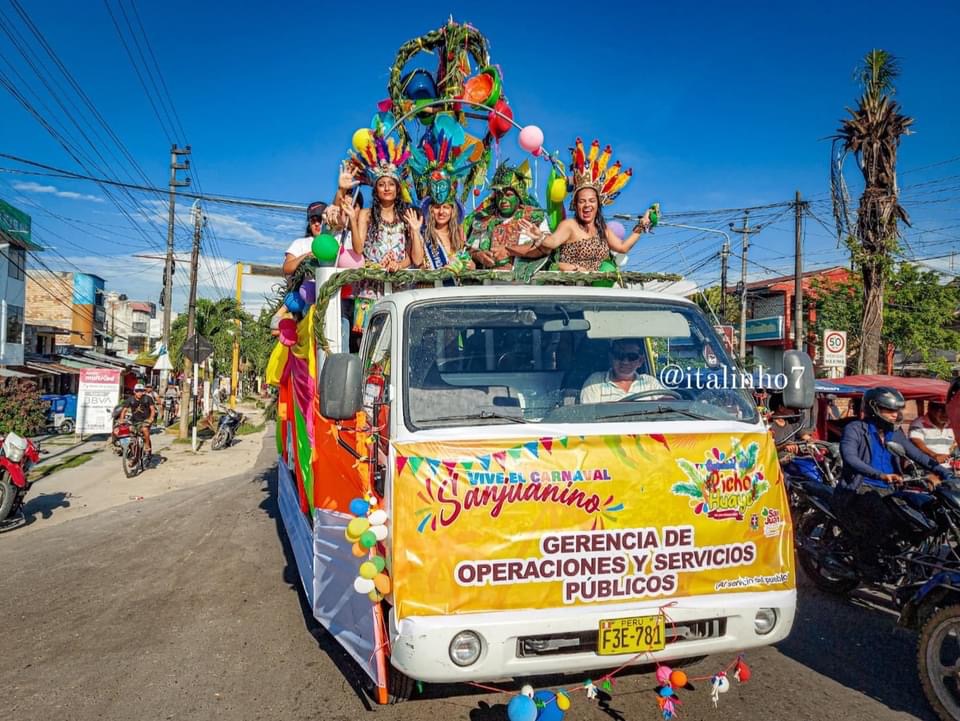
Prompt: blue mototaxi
<box><xmin>41</xmin><ymin>394</ymin><xmax>77</xmax><ymax>434</ymax></box>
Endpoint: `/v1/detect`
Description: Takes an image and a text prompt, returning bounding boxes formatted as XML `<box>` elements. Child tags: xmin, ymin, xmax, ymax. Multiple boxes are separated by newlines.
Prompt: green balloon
<box><xmin>312</xmin><ymin>233</ymin><xmax>339</xmax><ymax>264</ymax></box>
<box><xmin>372</xmin><ymin>556</ymin><xmax>386</xmax><ymax>572</ymax></box>
<box><xmin>359</xmin><ymin>530</ymin><xmax>378</xmax><ymax>549</ymax></box>
<box><xmin>592</xmin><ymin>260</ymin><xmax>617</xmax><ymax>288</ymax></box>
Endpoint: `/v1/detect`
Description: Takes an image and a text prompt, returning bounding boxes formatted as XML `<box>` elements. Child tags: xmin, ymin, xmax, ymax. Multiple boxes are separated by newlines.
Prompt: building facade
<box><xmin>103</xmin><ymin>292</ymin><xmax>160</xmax><ymax>358</ymax></box>
<box><xmin>0</xmin><ymin>199</ymin><xmax>41</xmax><ymax>368</ymax></box>
<box><xmin>26</xmin><ymin>271</ymin><xmax>106</xmax><ymax>351</ymax></box>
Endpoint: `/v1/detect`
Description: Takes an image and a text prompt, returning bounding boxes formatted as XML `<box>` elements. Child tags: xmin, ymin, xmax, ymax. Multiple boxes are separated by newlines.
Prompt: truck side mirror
<box><xmin>782</xmin><ymin>350</ymin><xmax>814</xmax><ymax>410</ymax></box>
<box><xmin>319</xmin><ymin>353</ymin><xmax>362</xmax><ymax>420</ymax></box>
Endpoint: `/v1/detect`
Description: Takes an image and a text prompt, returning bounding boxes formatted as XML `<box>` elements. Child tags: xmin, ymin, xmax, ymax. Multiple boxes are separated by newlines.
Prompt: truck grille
<box><xmin>516</xmin><ymin>617</ymin><xmax>726</xmax><ymax>657</ymax></box>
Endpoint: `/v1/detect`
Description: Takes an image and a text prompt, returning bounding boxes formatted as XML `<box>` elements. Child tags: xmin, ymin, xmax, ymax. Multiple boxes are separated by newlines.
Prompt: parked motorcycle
<box><xmin>0</xmin><ymin>432</ymin><xmax>43</xmax><ymax>529</ymax></box>
<box><xmin>211</xmin><ymin>408</ymin><xmax>244</xmax><ymax>451</ymax></box>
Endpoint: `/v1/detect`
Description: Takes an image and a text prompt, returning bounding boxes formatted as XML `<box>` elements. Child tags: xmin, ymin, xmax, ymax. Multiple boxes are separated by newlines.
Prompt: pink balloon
<box><xmin>607</xmin><ymin>221</ymin><xmax>626</xmax><ymax>240</ymax></box>
<box><xmin>337</xmin><ymin>246</ymin><xmax>365</xmax><ymax>268</ymax></box>
<box><xmin>518</xmin><ymin>125</ymin><xmax>544</xmax><ymax>153</ymax></box>
<box><xmin>656</xmin><ymin>666</ymin><xmax>673</xmax><ymax>686</ymax></box>
<box><xmin>278</xmin><ymin>318</ymin><xmax>298</xmax><ymax>347</ymax></box>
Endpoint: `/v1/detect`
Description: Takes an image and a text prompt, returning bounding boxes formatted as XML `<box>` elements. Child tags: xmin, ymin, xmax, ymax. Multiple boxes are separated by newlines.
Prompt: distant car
<box><xmin>40</xmin><ymin>394</ymin><xmax>78</xmax><ymax>434</ymax></box>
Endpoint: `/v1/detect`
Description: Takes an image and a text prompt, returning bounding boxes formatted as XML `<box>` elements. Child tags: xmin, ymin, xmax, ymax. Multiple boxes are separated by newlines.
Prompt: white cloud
<box><xmin>13</xmin><ymin>181</ymin><xmax>104</xmax><ymax>203</ymax></box>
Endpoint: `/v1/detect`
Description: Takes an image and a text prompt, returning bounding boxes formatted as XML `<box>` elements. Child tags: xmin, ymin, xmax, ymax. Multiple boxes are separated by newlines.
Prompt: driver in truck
<box><xmin>579</xmin><ymin>338</ymin><xmax>664</xmax><ymax>404</ymax></box>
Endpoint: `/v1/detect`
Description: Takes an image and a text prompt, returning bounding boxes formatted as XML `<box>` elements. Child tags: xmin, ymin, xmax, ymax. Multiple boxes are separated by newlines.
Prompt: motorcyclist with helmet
<box><xmin>834</xmin><ymin>386</ymin><xmax>952</xmax><ymax>577</ymax></box>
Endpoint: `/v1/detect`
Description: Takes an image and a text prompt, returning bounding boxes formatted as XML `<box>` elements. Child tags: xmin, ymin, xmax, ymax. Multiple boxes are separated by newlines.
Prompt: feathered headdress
<box><xmin>350</xmin><ymin>114</ymin><xmax>411</xmax><ymax>185</ymax></box>
<box><xmin>408</xmin><ymin>114</ymin><xmax>477</xmax><ymax>206</ymax></box>
<box><xmin>570</xmin><ymin>137</ymin><xmax>632</xmax><ymax>208</ymax></box>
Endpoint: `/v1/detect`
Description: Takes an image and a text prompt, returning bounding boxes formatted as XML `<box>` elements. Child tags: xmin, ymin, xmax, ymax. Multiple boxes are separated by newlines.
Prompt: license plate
<box><xmin>597</xmin><ymin>615</ymin><xmax>665</xmax><ymax>656</ymax></box>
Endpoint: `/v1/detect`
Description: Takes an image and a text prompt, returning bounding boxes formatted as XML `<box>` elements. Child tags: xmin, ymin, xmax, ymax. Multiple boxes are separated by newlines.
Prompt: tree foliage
<box><xmin>0</xmin><ymin>380</ymin><xmax>49</xmax><ymax>436</ymax></box>
<box><xmin>170</xmin><ymin>298</ymin><xmax>249</xmax><ymax>377</ymax></box>
<box><xmin>813</xmin><ymin>263</ymin><xmax>960</xmax><ymax>375</ymax></box>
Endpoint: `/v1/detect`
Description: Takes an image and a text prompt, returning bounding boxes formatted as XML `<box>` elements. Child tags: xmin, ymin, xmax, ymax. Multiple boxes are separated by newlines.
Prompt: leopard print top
<box><xmin>556</xmin><ymin>234</ymin><xmax>609</xmax><ymax>271</ymax></box>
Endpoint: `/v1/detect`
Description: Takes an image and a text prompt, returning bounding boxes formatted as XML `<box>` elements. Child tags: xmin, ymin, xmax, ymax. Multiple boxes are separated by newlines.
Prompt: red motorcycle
<box><xmin>0</xmin><ymin>432</ymin><xmax>42</xmax><ymax>529</ymax></box>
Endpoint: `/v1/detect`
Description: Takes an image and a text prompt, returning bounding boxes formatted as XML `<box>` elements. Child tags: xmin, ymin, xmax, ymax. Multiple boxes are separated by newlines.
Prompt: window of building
<box><xmin>7</xmin><ymin>247</ymin><xmax>25</xmax><ymax>280</ymax></box>
<box><xmin>6</xmin><ymin>304</ymin><xmax>23</xmax><ymax>343</ymax></box>
<box><xmin>132</xmin><ymin>321</ymin><xmax>148</xmax><ymax>334</ymax></box>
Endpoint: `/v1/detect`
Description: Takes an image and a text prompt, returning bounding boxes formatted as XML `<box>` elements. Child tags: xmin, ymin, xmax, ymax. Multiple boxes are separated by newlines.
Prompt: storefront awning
<box><xmin>0</xmin><ymin>367</ymin><xmax>36</xmax><ymax>378</ymax></box>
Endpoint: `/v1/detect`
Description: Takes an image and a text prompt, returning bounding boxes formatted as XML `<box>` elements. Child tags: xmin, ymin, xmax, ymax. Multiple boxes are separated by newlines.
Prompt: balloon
<box><xmin>488</xmin><ymin>99</ymin><xmax>513</xmax><ymax>139</ymax></box>
<box><xmin>346</xmin><ymin>517</ymin><xmax>370</xmax><ymax>539</ymax></box>
<box><xmin>352</xmin><ymin>128</ymin><xmax>372</xmax><ymax>153</ymax></box>
<box><xmin>669</xmin><ymin>670</ymin><xmax>688</xmax><ymax>688</ymax></box>
<box><xmin>506</xmin><ymin>694</ymin><xmax>538</xmax><ymax>721</ymax></box>
<box><xmin>359</xmin><ymin>530</ymin><xmax>377</xmax><ymax>549</ymax></box>
<box><xmin>349</xmin><ymin>498</ymin><xmax>370</xmax><ymax>517</ymax></box>
<box><xmin>367</xmin><ymin>590</ymin><xmax>381</xmax><ymax>602</ymax></box>
<box><xmin>351</xmin><ymin>542</ymin><xmax>365</xmax><ymax>557</ymax></box>
<box><xmin>549</xmin><ymin>177</ymin><xmax>567</xmax><ymax>203</ymax></box>
<box><xmin>372</xmin><ymin>556</ymin><xmax>386</xmax><ymax>573</ymax></box>
<box><xmin>337</xmin><ymin>246</ymin><xmax>365</xmax><ymax>269</ymax></box>
<box><xmin>373</xmin><ymin>573</ymin><xmax>391</xmax><ymax>594</ymax></box>
<box><xmin>556</xmin><ymin>691</ymin><xmax>571</xmax><ymax>711</ymax></box>
<box><xmin>359</xmin><ymin>561</ymin><xmax>378</xmax><ymax>579</ymax></box>
<box><xmin>353</xmin><ymin>577</ymin><xmax>375</xmax><ymax>594</ymax></box>
<box><xmin>312</xmin><ymin>233</ymin><xmax>339</xmax><ymax>263</ymax></box>
<box><xmin>659</xmin><ymin>686</ymin><xmax>675</xmax><ymax>697</ymax></box>
<box><xmin>614</xmin><ymin>252</ymin><xmax>628</xmax><ymax>267</ymax></box>
<box><xmin>277</xmin><ymin>318</ymin><xmax>298</xmax><ymax>347</ymax></box>
<box><xmin>518</xmin><ymin>125</ymin><xmax>544</xmax><ymax>153</ymax></box>
<box><xmin>655</xmin><ymin>666</ymin><xmax>673</xmax><ymax>686</ymax></box>
<box><xmin>284</xmin><ymin>291</ymin><xmax>306</xmax><ymax>315</ymax></box>
<box><xmin>607</xmin><ymin>220</ymin><xmax>626</xmax><ymax>240</ymax></box>
<box><xmin>371</xmin><ymin>524</ymin><xmax>389</xmax><ymax>541</ymax></box>
<box><xmin>299</xmin><ymin>279</ymin><xmax>316</xmax><ymax>305</ymax></box>
<box><xmin>532</xmin><ymin>690</ymin><xmax>565</xmax><ymax>721</ymax></box>
<box><xmin>520</xmin><ymin>685</ymin><xmax>535</xmax><ymax>698</ymax></box>
<box><xmin>367</xmin><ymin>509</ymin><xmax>387</xmax><ymax>526</ymax></box>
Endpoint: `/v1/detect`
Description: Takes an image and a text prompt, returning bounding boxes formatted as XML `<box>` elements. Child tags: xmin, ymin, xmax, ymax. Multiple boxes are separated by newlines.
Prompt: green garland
<box><xmin>311</xmin><ymin>267</ymin><xmax>682</xmax><ymax>353</ymax></box>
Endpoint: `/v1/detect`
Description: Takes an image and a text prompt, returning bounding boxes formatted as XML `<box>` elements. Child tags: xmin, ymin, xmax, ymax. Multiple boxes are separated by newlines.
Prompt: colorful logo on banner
<box><xmin>671</xmin><ymin>441</ymin><xmax>769</xmax><ymax>521</ymax></box>
<box><xmin>390</xmin><ymin>433</ymin><xmax>793</xmax><ymax>618</ymax></box>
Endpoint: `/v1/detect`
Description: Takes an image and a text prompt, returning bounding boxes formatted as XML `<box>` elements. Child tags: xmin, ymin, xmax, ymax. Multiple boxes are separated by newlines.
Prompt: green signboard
<box><xmin>0</xmin><ymin>199</ymin><xmax>33</xmax><ymax>248</ymax></box>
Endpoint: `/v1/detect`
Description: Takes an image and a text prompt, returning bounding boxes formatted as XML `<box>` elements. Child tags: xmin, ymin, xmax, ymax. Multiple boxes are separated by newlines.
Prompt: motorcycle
<box><xmin>796</xmin><ymin>441</ymin><xmax>960</xmax><ymax>596</ymax></box>
<box><xmin>211</xmin><ymin>408</ymin><xmax>244</xmax><ymax>451</ymax></box>
<box><xmin>115</xmin><ymin>421</ymin><xmax>146</xmax><ymax>478</ymax></box>
<box><xmin>162</xmin><ymin>395</ymin><xmax>177</xmax><ymax>426</ymax></box>
<box><xmin>780</xmin><ymin>439</ymin><xmax>842</xmax><ymax>516</ymax></box>
<box><xmin>0</xmin><ymin>432</ymin><xmax>43</xmax><ymax>529</ymax></box>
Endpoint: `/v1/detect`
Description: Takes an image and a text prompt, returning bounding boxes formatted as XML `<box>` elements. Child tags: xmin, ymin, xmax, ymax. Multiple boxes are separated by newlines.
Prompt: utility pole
<box><xmin>180</xmin><ymin>200</ymin><xmax>203</xmax><ymax>442</ymax></box>
<box><xmin>719</xmin><ymin>240</ymin><xmax>730</xmax><ymax>319</ymax></box>
<box><xmin>163</xmin><ymin>145</ymin><xmax>191</xmax><ymax>351</ymax></box>
<box><xmin>793</xmin><ymin>191</ymin><xmax>806</xmax><ymax>352</ymax></box>
<box><xmin>729</xmin><ymin>212</ymin><xmax>755</xmax><ymax>362</ymax></box>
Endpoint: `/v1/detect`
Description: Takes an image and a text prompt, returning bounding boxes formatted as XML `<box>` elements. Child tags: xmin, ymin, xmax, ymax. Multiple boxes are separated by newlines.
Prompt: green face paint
<box><xmin>497</xmin><ymin>190</ymin><xmax>520</xmax><ymax>217</ymax></box>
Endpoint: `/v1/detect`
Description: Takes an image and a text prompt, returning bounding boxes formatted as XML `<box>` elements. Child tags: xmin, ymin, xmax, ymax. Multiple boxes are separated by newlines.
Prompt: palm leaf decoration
<box><xmin>671</xmin><ymin>482</ymin><xmax>703</xmax><ymax>499</ymax></box>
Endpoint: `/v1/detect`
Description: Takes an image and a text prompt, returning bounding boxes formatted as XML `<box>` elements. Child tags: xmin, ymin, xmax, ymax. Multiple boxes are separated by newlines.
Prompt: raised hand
<box><xmin>518</xmin><ymin>218</ymin><xmax>544</xmax><ymax>243</ymax></box>
<box><xmin>339</xmin><ymin>161</ymin><xmax>361</xmax><ymax>191</ymax></box>
<box><xmin>403</xmin><ymin>208</ymin><xmax>423</xmax><ymax>230</ymax></box>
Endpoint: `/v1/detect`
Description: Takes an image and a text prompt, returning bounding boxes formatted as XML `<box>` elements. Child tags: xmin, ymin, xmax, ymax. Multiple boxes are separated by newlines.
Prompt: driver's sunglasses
<box><xmin>613</xmin><ymin>352</ymin><xmax>641</xmax><ymax>362</ymax></box>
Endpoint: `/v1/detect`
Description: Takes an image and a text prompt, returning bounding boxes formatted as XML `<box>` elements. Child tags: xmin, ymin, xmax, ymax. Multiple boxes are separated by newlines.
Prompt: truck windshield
<box><xmin>403</xmin><ymin>298</ymin><xmax>759</xmax><ymax>430</ymax></box>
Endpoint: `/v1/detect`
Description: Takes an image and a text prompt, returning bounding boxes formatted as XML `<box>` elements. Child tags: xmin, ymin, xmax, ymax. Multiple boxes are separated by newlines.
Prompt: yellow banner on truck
<box><xmin>392</xmin><ymin>432</ymin><xmax>794</xmax><ymax>618</ymax></box>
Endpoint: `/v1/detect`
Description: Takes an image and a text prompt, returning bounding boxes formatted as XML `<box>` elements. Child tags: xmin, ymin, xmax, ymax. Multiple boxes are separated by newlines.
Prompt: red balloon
<box><xmin>488</xmin><ymin>99</ymin><xmax>513</xmax><ymax>139</ymax></box>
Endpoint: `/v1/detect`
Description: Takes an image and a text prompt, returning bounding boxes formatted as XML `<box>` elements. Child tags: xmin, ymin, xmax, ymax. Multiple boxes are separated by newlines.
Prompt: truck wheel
<box><xmin>918</xmin><ymin>604</ymin><xmax>960</xmax><ymax>721</ymax></box>
<box><xmin>59</xmin><ymin>419</ymin><xmax>74</xmax><ymax>434</ymax></box>
<box><xmin>365</xmin><ymin>666</ymin><xmax>415</xmax><ymax>705</ymax></box>
<box><xmin>0</xmin><ymin>473</ymin><xmax>16</xmax><ymax>521</ymax></box>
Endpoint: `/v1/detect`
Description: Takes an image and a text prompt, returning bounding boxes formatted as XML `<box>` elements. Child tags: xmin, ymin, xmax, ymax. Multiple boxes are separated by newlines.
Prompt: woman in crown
<box><xmin>519</xmin><ymin>138</ymin><xmax>652</xmax><ymax>271</ymax></box>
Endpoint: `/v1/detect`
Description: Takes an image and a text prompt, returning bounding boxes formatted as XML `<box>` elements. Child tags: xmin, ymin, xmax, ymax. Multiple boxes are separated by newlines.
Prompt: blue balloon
<box><xmin>659</xmin><ymin>686</ymin><xmax>675</xmax><ymax>697</ymax></box>
<box><xmin>532</xmin><ymin>690</ymin><xmax>565</xmax><ymax>721</ymax></box>
<box><xmin>349</xmin><ymin>498</ymin><xmax>370</xmax><ymax>517</ymax></box>
<box><xmin>284</xmin><ymin>290</ymin><xmax>306</xmax><ymax>314</ymax></box>
<box><xmin>506</xmin><ymin>695</ymin><xmax>538</xmax><ymax>721</ymax></box>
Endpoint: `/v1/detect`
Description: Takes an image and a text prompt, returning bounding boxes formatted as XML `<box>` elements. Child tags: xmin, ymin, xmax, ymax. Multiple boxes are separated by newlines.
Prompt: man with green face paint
<box><xmin>465</xmin><ymin>161</ymin><xmax>550</xmax><ymax>270</ymax></box>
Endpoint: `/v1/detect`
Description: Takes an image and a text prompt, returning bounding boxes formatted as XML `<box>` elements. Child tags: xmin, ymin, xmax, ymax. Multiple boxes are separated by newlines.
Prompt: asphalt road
<box><xmin>0</xmin><ymin>432</ymin><xmax>939</xmax><ymax>721</ymax></box>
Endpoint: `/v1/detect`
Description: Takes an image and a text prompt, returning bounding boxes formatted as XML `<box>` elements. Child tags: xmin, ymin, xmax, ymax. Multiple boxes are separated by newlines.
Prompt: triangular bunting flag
<box><xmin>461</xmin><ymin>461</ymin><xmax>474</xmax><ymax>470</ymax></box>
<box><xmin>426</xmin><ymin>458</ymin><xmax>441</xmax><ymax>474</ymax></box>
<box><xmin>540</xmin><ymin>437</ymin><xmax>553</xmax><ymax>453</ymax></box>
<box><xmin>524</xmin><ymin>441</ymin><xmax>539</xmax><ymax>458</ymax></box>
<box><xmin>508</xmin><ymin>448</ymin><xmax>522</xmax><ymax>460</ymax></box>
<box><xmin>559</xmin><ymin>437</ymin><xmax>569</xmax><ymax>448</ymax></box>
<box><xmin>409</xmin><ymin>457</ymin><xmax>424</xmax><ymax>475</ymax></box>
<box><xmin>493</xmin><ymin>451</ymin><xmax>507</xmax><ymax>468</ymax></box>
<box><xmin>479</xmin><ymin>455</ymin><xmax>491</xmax><ymax>470</ymax></box>
<box><xmin>443</xmin><ymin>460</ymin><xmax>457</xmax><ymax>473</ymax></box>
<box><xmin>396</xmin><ymin>456</ymin><xmax>408</xmax><ymax>474</ymax></box>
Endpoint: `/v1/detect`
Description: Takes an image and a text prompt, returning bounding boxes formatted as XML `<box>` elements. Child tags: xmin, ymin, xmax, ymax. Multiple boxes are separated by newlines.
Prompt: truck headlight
<box><xmin>449</xmin><ymin>630</ymin><xmax>483</xmax><ymax>667</ymax></box>
<box><xmin>754</xmin><ymin>608</ymin><xmax>777</xmax><ymax>635</ymax></box>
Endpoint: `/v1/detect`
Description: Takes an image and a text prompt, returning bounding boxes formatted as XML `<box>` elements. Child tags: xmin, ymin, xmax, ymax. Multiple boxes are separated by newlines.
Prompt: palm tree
<box><xmin>832</xmin><ymin>50</ymin><xmax>913</xmax><ymax>374</ymax></box>
<box><xmin>170</xmin><ymin>298</ymin><xmax>250</xmax><ymax>377</ymax></box>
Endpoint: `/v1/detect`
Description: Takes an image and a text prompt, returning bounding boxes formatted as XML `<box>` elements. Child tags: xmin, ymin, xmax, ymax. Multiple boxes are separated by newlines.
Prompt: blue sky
<box><xmin>1</xmin><ymin>0</ymin><xmax>958</xmax><ymax>315</ymax></box>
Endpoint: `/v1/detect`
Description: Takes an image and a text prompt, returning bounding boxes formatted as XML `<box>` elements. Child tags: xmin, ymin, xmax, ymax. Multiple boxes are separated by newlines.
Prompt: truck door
<box><xmin>360</xmin><ymin>313</ymin><xmax>392</xmax><ymax>496</ymax></box>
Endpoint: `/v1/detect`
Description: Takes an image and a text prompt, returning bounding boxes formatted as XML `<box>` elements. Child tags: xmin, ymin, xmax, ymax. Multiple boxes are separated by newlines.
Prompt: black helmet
<box><xmin>864</xmin><ymin>386</ymin><xmax>905</xmax><ymax>430</ymax></box>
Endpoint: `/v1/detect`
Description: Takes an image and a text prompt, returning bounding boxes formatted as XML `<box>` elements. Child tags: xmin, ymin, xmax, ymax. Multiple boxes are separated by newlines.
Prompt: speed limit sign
<box><xmin>823</xmin><ymin>330</ymin><xmax>847</xmax><ymax>367</ymax></box>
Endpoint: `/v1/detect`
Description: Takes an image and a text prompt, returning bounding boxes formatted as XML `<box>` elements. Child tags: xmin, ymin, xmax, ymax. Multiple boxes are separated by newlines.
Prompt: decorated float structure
<box><xmin>268</xmin><ymin>20</ymin><xmax>811</xmax><ymax>715</ymax></box>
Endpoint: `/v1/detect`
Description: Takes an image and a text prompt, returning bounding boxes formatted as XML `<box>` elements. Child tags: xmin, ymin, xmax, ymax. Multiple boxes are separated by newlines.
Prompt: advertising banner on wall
<box><xmin>76</xmin><ymin>368</ymin><xmax>121</xmax><ymax>435</ymax></box>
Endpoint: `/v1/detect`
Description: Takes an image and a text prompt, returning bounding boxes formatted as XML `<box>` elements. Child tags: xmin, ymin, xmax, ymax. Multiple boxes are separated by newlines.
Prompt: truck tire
<box><xmin>917</xmin><ymin>603</ymin><xmax>960</xmax><ymax>721</ymax></box>
<box><xmin>59</xmin><ymin>419</ymin><xmax>74</xmax><ymax>435</ymax></box>
<box><xmin>365</xmin><ymin>666</ymin><xmax>415</xmax><ymax>705</ymax></box>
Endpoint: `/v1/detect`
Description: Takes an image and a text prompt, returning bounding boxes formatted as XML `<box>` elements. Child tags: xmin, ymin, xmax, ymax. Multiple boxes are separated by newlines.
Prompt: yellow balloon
<box><xmin>368</xmin><ymin>590</ymin><xmax>382</xmax><ymax>602</ymax></box>
<box><xmin>352</xmin><ymin>128</ymin><xmax>373</xmax><ymax>153</ymax></box>
<box><xmin>556</xmin><ymin>692</ymin><xmax>571</xmax><ymax>711</ymax></box>
<box><xmin>549</xmin><ymin>177</ymin><xmax>567</xmax><ymax>203</ymax></box>
<box><xmin>347</xmin><ymin>517</ymin><xmax>370</xmax><ymax>539</ymax></box>
<box><xmin>359</xmin><ymin>561</ymin><xmax>378</xmax><ymax>579</ymax></box>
